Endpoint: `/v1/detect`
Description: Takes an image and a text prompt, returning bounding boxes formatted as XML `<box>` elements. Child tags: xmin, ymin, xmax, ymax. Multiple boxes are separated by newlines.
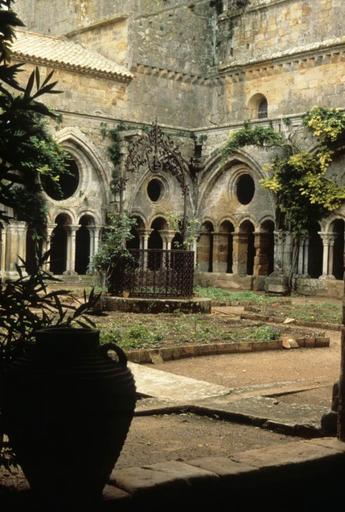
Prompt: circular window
<box><xmin>147</xmin><ymin>178</ymin><xmax>163</xmax><ymax>202</ymax></box>
<box><xmin>42</xmin><ymin>159</ymin><xmax>79</xmax><ymax>201</ymax></box>
<box><xmin>236</xmin><ymin>174</ymin><xmax>255</xmax><ymax>205</ymax></box>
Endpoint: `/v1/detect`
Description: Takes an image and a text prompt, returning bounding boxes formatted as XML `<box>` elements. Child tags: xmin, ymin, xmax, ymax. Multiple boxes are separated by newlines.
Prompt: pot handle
<box><xmin>99</xmin><ymin>342</ymin><xmax>128</xmax><ymax>367</ymax></box>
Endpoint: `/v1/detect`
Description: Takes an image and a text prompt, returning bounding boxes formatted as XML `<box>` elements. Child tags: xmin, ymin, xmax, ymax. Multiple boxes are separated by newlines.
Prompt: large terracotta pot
<box><xmin>2</xmin><ymin>328</ymin><xmax>136</xmax><ymax>508</ymax></box>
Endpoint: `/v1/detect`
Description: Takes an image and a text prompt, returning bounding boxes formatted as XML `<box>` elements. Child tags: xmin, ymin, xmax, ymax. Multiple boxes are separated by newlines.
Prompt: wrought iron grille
<box><xmin>109</xmin><ymin>249</ymin><xmax>194</xmax><ymax>298</ymax></box>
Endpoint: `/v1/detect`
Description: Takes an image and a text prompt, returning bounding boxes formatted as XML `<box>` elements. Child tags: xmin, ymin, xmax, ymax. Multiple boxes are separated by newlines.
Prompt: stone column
<box><xmin>0</xmin><ymin>225</ymin><xmax>7</xmax><ymax>278</ymax></box>
<box><xmin>253</xmin><ymin>231</ymin><xmax>269</xmax><ymax>276</ymax></box>
<box><xmin>5</xmin><ymin>221</ymin><xmax>27</xmax><ymax>277</ymax></box>
<box><xmin>282</xmin><ymin>231</ymin><xmax>292</xmax><ymax>273</ymax></box>
<box><xmin>159</xmin><ymin>230</ymin><xmax>176</xmax><ymax>251</ymax></box>
<box><xmin>65</xmin><ymin>225</ymin><xmax>78</xmax><ymax>274</ymax></box>
<box><xmin>328</xmin><ymin>235</ymin><xmax>336</xmax><ymax>279</ymax></box>
<box><xmin>43</xmin><ymin>224</ymin><xmax>55</xmax><ymax>271</ymax></box>
<box><xmin>297</xmin><ymin>237</ymin><xmax>305</xmax><ymax>275</ymax></box>
<box><xmin>303</xmin><ymin>237</ymin><xmax>310</xmax><ymax>276</ymax></box>
<box><xmin>87</xmin><ymin>226</ymin><xmax>101</xmax><ymax>272</ymax></box>
<box><xmin>319</xmin><ymin>232</ymin><xmax>333</xmax><ymax>278</ymax></box>
<box><xmin>212</xmin><ymin>232</ymin><xmax>221</xmax><ymax>273</ymax></box>
<box><xmin>273</xmin><ymin>230</ymin><xmax>284</xmax><ymax>273</ymax></box>
<box><xmin>232</xmin><ymin>232</ymin><xmax>247</xmax><ymax>276</ymax></box>
<box><xmin>192</xmin><ymin>237</ymin><xmax>198</xmax><ymax>267</ymax></box>
<box><xmin>138</xmin><ymin>229</ymin><xmax>152</xmax><ymax>269</ymax></box>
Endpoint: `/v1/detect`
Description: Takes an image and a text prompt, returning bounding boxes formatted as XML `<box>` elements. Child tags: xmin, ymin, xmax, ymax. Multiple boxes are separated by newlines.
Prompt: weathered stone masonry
<box><xmin>2</xmin><ymin>0</ymin><xmax>345</xmax><ymax>298</ymax></box>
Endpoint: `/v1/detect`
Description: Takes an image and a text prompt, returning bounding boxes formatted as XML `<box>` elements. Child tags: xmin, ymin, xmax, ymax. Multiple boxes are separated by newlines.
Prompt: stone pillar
<box><xmin>282</xmin><ymin>231</ymin><xmax>292</xmax><ymax>273</ymax></box>
<box><xmin>303</xmin><ymin>237</ymin><xmax>310</xmax><ymax>276</ymax></box>
<box><xmin>5</xmin><ymin>221</ymin><xmax>28</xmax><ymax>277</ymax></box>
<box><xmin>328</xmin><ymin>235</ymin><xmax>336</xmax><ymax>279</ymax></box>
<box><xmin>253</xmin><ymin>231</ymin><xmax>269</xmax><ymax>276</ymax></box>
<box><xmin>273</xmin><ymin>230</ymin><xmax>284</xmax><ymax>273</ymax></box>
<box><xmin>192</xmin><ymin>237</ymin><xmax>198</xmax><ymax>267</ymax></box>
<box><xmin>43</xmin><ymin>224</ymin><xmax>55</xmax><ymax>271</ymax></box>
<box><xmin>0</xmin><ymin>225</ymin><xmax>7</xmax><ymax>278</ymax></box>
<box><xmin>319</xmin><ymin>232</ymin><xmax>334</xmax><ymax>278</ymax></box>
<box><xmin>65</xmin><ymin>225</ymin><xmax>78</xmax><ymax>274</ymax></box>
<box><xmin>297</xmin><ymin>238</ymin><xmax>304</xmax><ymax>275</ymax></box>
<box><xmin>88</xmin><ymin>226</ymin><xmax>102</xmax><ymax>272</ymax></box>
<box><xmin>159</xmin><ymin>230</ymin><xmax>176</xmax><ymax>251</ymax></box>
<box><xmin>232</xmin><ymin>232</ymin><xmax>247</xmax><ymax>276</ymax></box>
<box><xmin>138</xmin><ymin>229</ymin><xmax>152</xmax><ymax>269</ymax></box>
<box><xmin>212</xmin><ymin>232</ymin><xmax>221</xmax><ymax>272</ymax></box>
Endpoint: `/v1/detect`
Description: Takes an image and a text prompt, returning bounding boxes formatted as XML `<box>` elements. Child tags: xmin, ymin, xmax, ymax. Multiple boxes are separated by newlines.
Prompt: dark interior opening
<box><xmin>236</xmin><ymin>174</ymin><xmax>255</xmax><ymax>205</ymax></box>
<box><xmin>147</xmin><ymin>179</ymin><xmax>163</xmax><ymax>202</ymax></box>
<box><xmin>42</xmin><ymin>159</ymin><xmax>79</xmax><ymax>201</ymax></box>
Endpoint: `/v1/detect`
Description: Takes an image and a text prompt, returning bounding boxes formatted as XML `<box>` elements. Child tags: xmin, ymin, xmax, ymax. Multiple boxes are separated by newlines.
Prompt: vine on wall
<box><xmin>222</xmin><ymin>107</ymin><xmax>345</xmax><ymax>236</ymax></box>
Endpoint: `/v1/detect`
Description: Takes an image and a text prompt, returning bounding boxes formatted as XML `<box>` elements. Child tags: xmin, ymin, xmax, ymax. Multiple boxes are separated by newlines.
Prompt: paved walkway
<box><xmin>129</xmin><ymin>362</ymin><xmax>231</xmax><ymax>401</ymax></box>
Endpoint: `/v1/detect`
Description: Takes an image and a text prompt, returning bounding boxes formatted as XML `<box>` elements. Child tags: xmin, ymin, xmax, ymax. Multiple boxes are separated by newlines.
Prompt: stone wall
<box><xmin>16</xmin><ymin>0</ymin><xmax>218</xmax><ymax>75</ymax></box>
<box><xmin>211</xmin><ymin>0</ymin><xmax>345</xmax><ymax>124</ymax></box>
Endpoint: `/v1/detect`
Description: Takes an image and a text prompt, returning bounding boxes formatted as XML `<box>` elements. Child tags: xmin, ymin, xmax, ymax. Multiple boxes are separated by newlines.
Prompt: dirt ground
<box><xmin>116</xmin><ymin>326</ymin><xmax>341</xmax><ymax>469</ymax></box>
<box><xmin>116</xmin><ymin>413</ymin><xmax>296</xmax><ymax>470</ymax></box>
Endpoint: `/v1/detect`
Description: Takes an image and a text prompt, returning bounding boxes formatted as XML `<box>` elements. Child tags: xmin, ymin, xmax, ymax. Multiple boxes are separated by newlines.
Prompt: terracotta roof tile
<box><xmin>11</xmin><ymin>29</ymin><xmax>132</xmax><ymax>81</ymax></box>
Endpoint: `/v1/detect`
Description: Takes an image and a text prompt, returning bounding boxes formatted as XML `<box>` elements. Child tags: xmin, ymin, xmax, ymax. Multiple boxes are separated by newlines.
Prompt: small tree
<box><xmin>93</xmin><ymin>212</ymin><xmax>136</xmax><ymax>292</ymax></box>
<box><xmin>0</xmin><ymin>0</ymin><xmax>69</xmax><ymax>239</ymax></box>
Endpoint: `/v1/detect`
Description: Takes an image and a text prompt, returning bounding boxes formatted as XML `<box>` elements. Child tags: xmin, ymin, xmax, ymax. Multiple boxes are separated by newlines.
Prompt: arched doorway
<box><xmin>197</xmin><ymin>221</ymin><xmax>214</xmax><ymax>272</ymax></box>
<box><xmin>238</xmin><ymin>220</ymin><xmax>255</xmax><ymax>275</ymax></box>
<box><xmin>75</xmin><ymin>215</ymin><xmax>94</xmax><ymax>275</ymax></box>
<box><xmin>308</xmin><ymin>221</ymin><xmax>323</xmax><ymax>278</ymax></box>
<box><xmin>256</xmin><ymin>220</ymin><xmax>274</xmax><ymax>276</ymax></box>
<box><xmin>148</xmin><ymin>217</ymin><xmax>166</xmax><ymax>270</ymax></box>
<box><xmin>50</xmin><ymin>214</ymin><xmax>70</xmax><ymax>274</ymax></box>
<box><xmin>127</xmin><ymin>216</ymin><xmax>144</xmax><ymax>250</ymax></box>
<box><xmin>331</xmin><ymin>219</ymin><xmax>345</xmax><ymax>280</ymax></box>
<box><xmin>217</xmin><ymin>221</ymin><xmax>234</xmax><ymax>273</ymax></box>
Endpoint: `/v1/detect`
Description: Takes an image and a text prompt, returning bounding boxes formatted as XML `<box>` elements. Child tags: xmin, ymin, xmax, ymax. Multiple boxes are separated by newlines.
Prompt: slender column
<box><xmin>328</xmin><ymin>235</ymin><xmax>336</xmax><ymax>279</ymax></box>
<box><xmin>43</xmin><ymin>224</ymin><xmax>55</xmax><ymax>271</ymax></box>
<box><xmin>253</xmin><ymin>231</ymin><xmax>269</xmax><ymax>276</ymax></box>
<box><xmin>303</xmin><ymin>238</ymin><xmax>310</xmax><ymax>276</ymax></box>
<box><xmin>273</xmin><ymin>230</ymin><xmax>284</xmax><ymax>273</ymax></box>
<box><xmin>232</xmin><ymin>232</ymin><xmax>247</xmax><ymax>276</ymax></box>
<box><xmin>5</xmin><ymin>221</ymin><xmax>27</xmax><ymax>277</ymax></box>
<box><xmin>192</xmin><ymin>238</ymin><xmax>198</xmax><ymax>267</ymax></box>
<box><xmin>319</xmin><ymin>232</ymin><xmax>331</xmax><ymax>278</ymax></box>
<box><xmin>212</xmin><ymin>232</ymin><xmax>221</xmax><ymax>272</ymax></box>
<box><xmin>65</xmin><ymin>225</ymin><xmax>78</xmax><ymax>274</ymax></box>
<box><xmin>0</xmin><ymin>225</ymin><xmax>7</xmax><ymax>278</ymax></box>
<box><xmin>282</xmin><ymin>231</ymin><xmax>292</xmax><ymax>273</ymax></box>
<box><xmin>297</xmin><ymin>237</ymin><xmax>304</xmax><ymax>275</ymax></box>
<box><xmin>159</xmin><ymin>230</ymin><xmax>175</xmax><ymax>251</ymax></box>
<box><xmin>138</xmin><ymin>229</ymin><xmax>152</xmax><ymax>269</ymax></box>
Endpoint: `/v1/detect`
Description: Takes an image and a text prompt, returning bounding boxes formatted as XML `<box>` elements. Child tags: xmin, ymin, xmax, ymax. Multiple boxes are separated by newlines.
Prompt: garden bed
<box><xmin>195</xmin><ymin>287</ymin><xmax>342</xmax><ymax>326</ymax></box>
<box><xmin>93</xmin><ymin>311</ymin><xmax>329</xmax><ymax>362</ymax></box>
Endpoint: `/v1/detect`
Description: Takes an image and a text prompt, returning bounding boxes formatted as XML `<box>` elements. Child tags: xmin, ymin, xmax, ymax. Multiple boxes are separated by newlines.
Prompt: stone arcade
<box><xmin>2</xmin><ymin>0</ymin><xmax>345</xmax><ymax>297</ymax></box>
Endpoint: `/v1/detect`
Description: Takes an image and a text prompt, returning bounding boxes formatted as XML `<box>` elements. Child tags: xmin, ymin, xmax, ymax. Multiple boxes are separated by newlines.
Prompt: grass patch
<box><xmin>96</xmin><ymin>312</ymin><xmax>304</xmax><ymax>351</ymax></box>
<box><xmin>194</xmin><ymin>287</ymin><xmax>287</xmax><ymax>305</ymax></box>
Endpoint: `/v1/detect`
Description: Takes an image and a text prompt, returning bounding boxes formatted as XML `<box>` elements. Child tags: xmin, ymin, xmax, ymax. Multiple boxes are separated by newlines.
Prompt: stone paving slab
<box><xmin>104</xmin><ymin>438</ymin><xmax>345</xmax><ymax>510</ymax></box>
<box><xmin>129</xmin><ymin>362</ymin><xmax>232</xmax><ymax>401</ymax></box>
<box><xmin>189</xmin><ymin>395</ymin><xmax>329</xmax><ymax>434</ymax></box>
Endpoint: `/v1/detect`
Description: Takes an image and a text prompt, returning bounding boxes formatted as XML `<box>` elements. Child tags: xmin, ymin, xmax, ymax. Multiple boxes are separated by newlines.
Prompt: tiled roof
<box><xmin>10</xmin><ymin>29</ymin><xmax>132</xmax><ymax>81</ymax></box>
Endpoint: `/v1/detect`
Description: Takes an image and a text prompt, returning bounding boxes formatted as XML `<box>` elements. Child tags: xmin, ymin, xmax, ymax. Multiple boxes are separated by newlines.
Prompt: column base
<box><xmin>319</xmin><ymin>274</ymin><xmax>336</xmax><ymax>280</ymax></box>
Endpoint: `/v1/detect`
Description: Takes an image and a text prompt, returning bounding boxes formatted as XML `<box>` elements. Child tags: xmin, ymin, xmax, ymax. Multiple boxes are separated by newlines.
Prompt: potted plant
<box><xmin>0</xmin><ymin>253</ymin><xmax>136</xmax><ymax>509</ymax></box>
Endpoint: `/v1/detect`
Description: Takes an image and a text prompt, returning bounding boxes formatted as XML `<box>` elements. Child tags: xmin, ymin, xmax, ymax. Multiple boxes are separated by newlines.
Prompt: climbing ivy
<box><xmin>222</xmin><ymin>108</ymin><xmax>345</xmax><ymax>235</ymax></box>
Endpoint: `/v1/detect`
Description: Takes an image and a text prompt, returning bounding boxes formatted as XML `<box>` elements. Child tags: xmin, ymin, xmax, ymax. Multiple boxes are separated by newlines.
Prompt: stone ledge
<box><xmin>103</xmin><ymin>438</ymin><xmax>345</xmax><ymax>509</ymax></box>
<box><xmin>104</xmin><ymin>296</ymin><xmax>212</xmax><ymax>314</ymax></box>
<box><xmin>127</xmin><ymin>336</ymin><xmax>329</xmax><ymax>364</ymax></box>
<box><xmin>2</xmin><ymin>438</ymin><xmax>345</xmax><ymax>510</ymax></box>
